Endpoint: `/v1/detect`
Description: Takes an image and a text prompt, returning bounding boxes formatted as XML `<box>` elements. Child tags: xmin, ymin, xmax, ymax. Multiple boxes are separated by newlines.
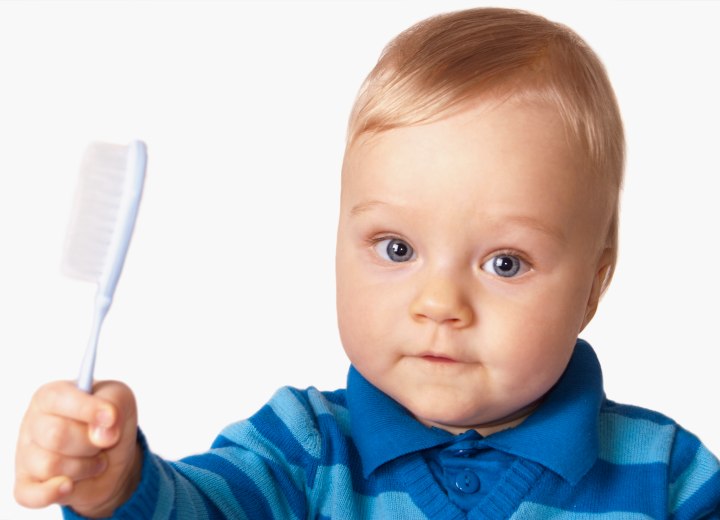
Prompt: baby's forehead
<box><xmin>346</xmin><ymin>121</ymin><xmax>605</xmax><ymax>237</ymax></box>
<box><xmin>343</xmin><ymin>97</ymin><xmax>586</xmax><ymax>178</ymax></box>
<box><xmin>349</xmin><ymin>94</ymin><xmax>586</xmax><ymax>153</ymax></box>
<box><xmin>342</xmin><ymin>99</ymin><xmax>604</xmax><ymax>221</ymax></box>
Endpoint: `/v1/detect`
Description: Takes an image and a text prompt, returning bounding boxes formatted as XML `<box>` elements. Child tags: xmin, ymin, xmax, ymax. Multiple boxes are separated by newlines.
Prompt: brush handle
<box><xmin>77</xmin><ymin>292</ymin><xmax>111</xmax><ymax>393</ymax></box>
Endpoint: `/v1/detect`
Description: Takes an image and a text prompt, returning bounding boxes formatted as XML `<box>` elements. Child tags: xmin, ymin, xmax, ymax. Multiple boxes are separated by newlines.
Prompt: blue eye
<box><xmin>481</xmin><ymin>254</ymin><xmax>525</xmax><ymax>278</ymax></box>
<box><xmin>375</xmin><ymin>238</ymin><xmax>415</xmax><ymax>262</ymax></box>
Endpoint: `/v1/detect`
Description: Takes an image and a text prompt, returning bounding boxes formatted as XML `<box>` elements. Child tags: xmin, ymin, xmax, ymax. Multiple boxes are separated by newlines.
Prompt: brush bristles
<box><xmin>62</xmin><ymin>143</ymin><xmax>131</xmax><ymax>283</ymax></box>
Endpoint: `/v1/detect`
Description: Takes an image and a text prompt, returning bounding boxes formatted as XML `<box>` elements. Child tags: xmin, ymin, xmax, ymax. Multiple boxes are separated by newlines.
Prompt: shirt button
<box><xmin>454</xmin><ymin>469</ymin><xmax>480</xmax><ymax>493</ymax></box>
<box><xmin>453</xmin><ymin>449</ymin><xmax>473</xmax><ymax>457</ymax></box>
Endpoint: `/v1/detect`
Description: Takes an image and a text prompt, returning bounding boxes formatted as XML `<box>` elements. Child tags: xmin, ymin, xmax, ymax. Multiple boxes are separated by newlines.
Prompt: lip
<box><xmin>419</xmin><ymin>354</ymin><xmax>459</xmax><ymax>363</ymax></box>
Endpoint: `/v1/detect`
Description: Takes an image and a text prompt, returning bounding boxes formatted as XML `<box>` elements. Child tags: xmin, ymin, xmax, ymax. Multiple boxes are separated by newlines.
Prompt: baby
<box><xmin>15</xmin><ymin>7</ymin><xmax>720</xmax><ymax>519</ymax></box>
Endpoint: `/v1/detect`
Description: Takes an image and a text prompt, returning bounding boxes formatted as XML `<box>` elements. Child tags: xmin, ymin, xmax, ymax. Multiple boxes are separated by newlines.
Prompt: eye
<box><xmin>481</xmin><ymin>254</ymin><xmax>526</xmax><ymax>278</ymax></box>
<box><xmin>374</xmin><ymin>238</ymin><xmax>415</xmax><ymax>263</ymax></box>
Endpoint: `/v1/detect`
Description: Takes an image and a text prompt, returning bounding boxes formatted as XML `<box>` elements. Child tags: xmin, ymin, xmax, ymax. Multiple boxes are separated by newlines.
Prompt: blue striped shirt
<box><xmin>64</xmin><ymin>340</ymin><xmax>720</xmax><ymax>519</ymax></box>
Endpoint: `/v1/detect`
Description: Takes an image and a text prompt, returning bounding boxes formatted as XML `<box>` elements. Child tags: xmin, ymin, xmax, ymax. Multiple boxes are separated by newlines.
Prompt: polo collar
<box><xmin>346</xmin><ymin>339</ymin><xmax>603</xmax><ymax>484</ymax></box>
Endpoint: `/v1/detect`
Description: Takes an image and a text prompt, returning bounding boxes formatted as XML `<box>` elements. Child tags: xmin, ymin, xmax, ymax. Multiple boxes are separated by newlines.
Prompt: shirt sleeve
<box><xmin>62</xmin><ymin>388</ymin><xmax>321</xmax><ymax>519</ymax></box>
<box><xmin>63</xmin><ymin>429</ymin><xmax>225</xmax><ymax>520</ymax></box>
<box><xmin>667</xmin><ymin>427</ymin><xmax>720</xmax><ymax>519</ymax></box>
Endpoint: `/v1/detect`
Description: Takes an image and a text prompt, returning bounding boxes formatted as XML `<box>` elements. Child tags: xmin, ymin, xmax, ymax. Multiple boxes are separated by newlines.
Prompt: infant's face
<box><xmin>336</xmin><ymin>99</ymin><xmax>611</xmax><ymax>435</ymax></box>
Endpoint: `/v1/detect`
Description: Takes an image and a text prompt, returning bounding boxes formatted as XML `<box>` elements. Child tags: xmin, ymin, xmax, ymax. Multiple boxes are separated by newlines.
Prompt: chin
<box><xmin>403</xmin><ymin>397</ymin><xmax>490</xmax><ymax>431</ymax></box>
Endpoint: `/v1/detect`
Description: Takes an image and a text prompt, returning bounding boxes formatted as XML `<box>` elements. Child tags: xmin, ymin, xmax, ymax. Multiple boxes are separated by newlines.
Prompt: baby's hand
<box><xmin>15</xmin><ymin>381</ymin><xmax>141</xmax><ymax>518</ymax></box>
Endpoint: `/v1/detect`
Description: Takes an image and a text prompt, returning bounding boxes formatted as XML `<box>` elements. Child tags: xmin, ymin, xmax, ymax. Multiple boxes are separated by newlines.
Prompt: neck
<box><xmin>420</xmin><ymin>397</ymin><xmax>544</xmax><ymax>437</ymax></box>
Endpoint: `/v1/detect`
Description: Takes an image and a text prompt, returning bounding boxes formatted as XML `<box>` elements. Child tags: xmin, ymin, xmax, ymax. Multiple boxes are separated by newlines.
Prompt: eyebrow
<box><xmin>350</xmin><ymin>199</ymin><xmax>566</xmax><ymax>243</ymax></box>
<box><xmin>350</xmin><ymin>200</ymin><xmax>390</xmax><ymax>216</ymax></box>
<box><xmin>489</xmin><ymin>215</ymin><xmax>567</xmax><ymax>244</ymax></box>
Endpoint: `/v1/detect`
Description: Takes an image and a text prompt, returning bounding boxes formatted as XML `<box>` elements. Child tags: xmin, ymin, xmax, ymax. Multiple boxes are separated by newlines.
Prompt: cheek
<box><xmin>337</xmin><ymin>265</ymin><xmax>389</xmax><ymax>365</ymax></box>
<box><xmin>337</xmin><ymin>269</ymin><xmax>414</xmax><ymax>376</ymax></box>
<box><xmin>336</xmin><ymin>238</ymin><xmax>362</xmax><ymax>354</ymax></box>
<box><xmin>337</xmin><ymin>286</ymin><xmax>365</xmax><ymax>361</ymax></box>
<box><xmin>519</xmin><ymin>266</ymin><xmax>593</xmax><ymax>332</ymax></box>
<box><xmin>481</xmin><ymin>276</ymin><xmax>591</xmax><ymax>375</ymax></box>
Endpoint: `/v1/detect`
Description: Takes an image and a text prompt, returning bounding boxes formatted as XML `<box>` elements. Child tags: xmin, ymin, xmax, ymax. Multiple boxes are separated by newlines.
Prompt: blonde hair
<box><xmin>346</xmin><ymin>7</ymin><xmax>624</xmax><ymax>293</ymax></box>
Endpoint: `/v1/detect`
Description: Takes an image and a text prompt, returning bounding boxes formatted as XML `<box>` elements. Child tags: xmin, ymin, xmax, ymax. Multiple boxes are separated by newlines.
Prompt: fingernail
<box><xmin>91</xmin><ymin>426</ymin><xmax>115</xmax><ymax>445</ymax></box>
<box><xmin>58</xmin><ymin>479</ymin><xmax>73</xmax><ymax>496</ymax></box>
<box><xmin>94</xmin><ymin>408</ymin><xmax>114</xmax><ymax>428</ymax></box>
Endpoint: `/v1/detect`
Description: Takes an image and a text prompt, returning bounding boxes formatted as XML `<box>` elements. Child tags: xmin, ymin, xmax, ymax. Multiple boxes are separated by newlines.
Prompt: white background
<box><xmin>1</xmin><ymin>1</ymin><xmax>719</xmax><ymax>518</ymax></box>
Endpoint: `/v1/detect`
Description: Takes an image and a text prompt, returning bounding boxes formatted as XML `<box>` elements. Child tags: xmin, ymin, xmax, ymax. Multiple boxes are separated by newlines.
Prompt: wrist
<box><xmin>114</xmin><ymin>441</ymin><xmax>144</xmax><ymax>512</ymax></box>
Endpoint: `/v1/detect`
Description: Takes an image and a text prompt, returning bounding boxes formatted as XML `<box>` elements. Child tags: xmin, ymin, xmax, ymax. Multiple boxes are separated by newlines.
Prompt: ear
<box><xmin>580</xmin><ymin>248</ymin><xmax>613</xmax><ymax>331</ymax></box>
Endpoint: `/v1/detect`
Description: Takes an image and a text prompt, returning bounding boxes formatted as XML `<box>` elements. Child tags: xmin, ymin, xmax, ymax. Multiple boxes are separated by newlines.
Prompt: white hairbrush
<box><xmin>62</xmin><ymin>140</ymin><xmax>147</xmax><ymax>392</ymax></box>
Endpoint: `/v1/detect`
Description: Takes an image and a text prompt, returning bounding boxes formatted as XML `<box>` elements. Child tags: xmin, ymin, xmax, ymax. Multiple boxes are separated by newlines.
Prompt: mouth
<box><xmin>420</xmin><ymin>354</ymin><xmax>458</xmax><ymax>364</ymax></box>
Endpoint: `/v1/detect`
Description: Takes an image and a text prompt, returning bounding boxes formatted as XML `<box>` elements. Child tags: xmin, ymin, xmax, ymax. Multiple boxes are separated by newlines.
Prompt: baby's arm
<box><xmin>93</xmin><ymin>387</ymin><xmax>320</xmax><ymax>519</ymax></box>
<box><xmin>667</xmin><ymin>427</ymin><xmax>720</xmax><ymax>519</ymax></box>
<box><xmin>14</xmin><ymin>381</ymin><xmax>141</xmax><ymax>517</ymax></box>
<box><xmin>16</xmin><ymin>382</ymin><xmax>319</xmax><ymax>519</ymax></box>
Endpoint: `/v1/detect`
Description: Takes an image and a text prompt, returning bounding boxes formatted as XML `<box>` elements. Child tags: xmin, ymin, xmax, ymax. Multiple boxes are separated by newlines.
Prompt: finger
<box><xmin>31</xmin><ymin>381</ymin><xmax>126</xmax><ymax>450</ymax></box>
<box><xmin>28</xmin><ymin>413</ymin><xmax>104</xmax><ymax>457</ymax></box>
<box><xmin>14</xmin><ymin>474</ymin><xmax>73</xmax><ymax>509</ymax></box>
<box><xmin>92</xmin><ymin>380</ymin><xmax>136</xmax><ymax>425</ymax></box>
<box><xmin>90</xmin><ymin>381</ymin><xmax>138</xmax><ymax>444</ymax></box>
<box><xmin>21</xmin><ymin>442</ymin><xmax>107</xmax><ymax>482</ymax></box>
<box><xmin>33</xmin><ymin>381</ymin><xmax>117</xmax><ymax>429</ymax></box>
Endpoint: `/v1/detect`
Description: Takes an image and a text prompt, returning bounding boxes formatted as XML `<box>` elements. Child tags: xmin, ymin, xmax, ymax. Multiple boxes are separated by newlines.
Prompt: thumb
<box><xmin>87</xmin><ymin>381</ymin><xmax>137</xmax><ymax>449</ymax></box>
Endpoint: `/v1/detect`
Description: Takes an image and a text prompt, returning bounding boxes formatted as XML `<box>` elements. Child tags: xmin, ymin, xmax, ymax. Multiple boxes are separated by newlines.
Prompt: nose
<box><xmin>409</xmin><ymin>272</ymin><xmax>474</xmax><ymax>328</ymax></box>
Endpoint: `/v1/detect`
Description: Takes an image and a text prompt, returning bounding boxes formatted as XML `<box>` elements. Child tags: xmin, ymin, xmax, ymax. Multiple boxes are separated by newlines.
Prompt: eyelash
<box><xmin>486</xmin><ymin>248</ymin><xmax>531</xmax><ymax>266</ymax></box>
<box><xmin>481</xmin><ymin>249</ymin><xmax>533</xmax><ymax>278</ymax></box>
<box><xmin>368</xmin><ymin>235</ymin><xmax>415</xmax><ymax>261</ymax></box>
